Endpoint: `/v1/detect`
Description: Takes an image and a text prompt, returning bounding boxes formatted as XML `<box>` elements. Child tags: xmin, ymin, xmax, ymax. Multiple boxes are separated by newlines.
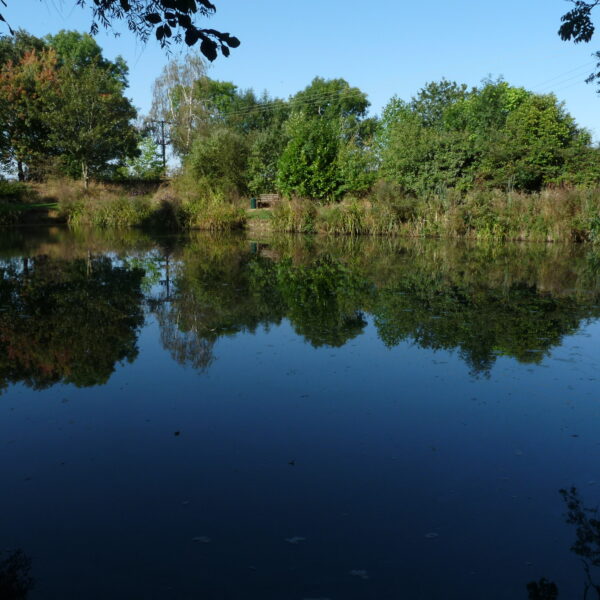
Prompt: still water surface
<box><xmin>2</xmin><ymin>228</ymin><xmax>600</xmax><ymax>599</ymax></box>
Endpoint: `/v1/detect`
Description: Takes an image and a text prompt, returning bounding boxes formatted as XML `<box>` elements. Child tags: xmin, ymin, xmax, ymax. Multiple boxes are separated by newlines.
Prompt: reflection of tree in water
<box><xmin>153</xmin><ymin>252</ymin><xmax>371</xmax><ymax>369</ymax></box>
<box><xmin>526</xmin><ymin>488</ymin><xmax>600</xmax><ymax>598</ymax></box>
<box><xmin>372</xmin><ymin>275</ymin><xmax>596</xmax><ymax>376</ymax></box>
<box><xmin>560</xmin><ymin>487</ymin><xmax>600</xmax><ymax>598</ymax></box>
<box><xmin>527</xmin><ymin>578</ymin><xmax>559</xmax><ymax>599</ymax></box>
<box><xmin>275</xmin><ymin>257</ymin><xmax>371</xmax><ymax>348</ymax></box>
<box><xmin>0</xmin><ymin>254</ymin><xmax>145</xmax><ymax>391</ymax></box>
<box><xmin>0</xmin><ymin>550</ymin><xmax>33</xmax><ymax>599</ymax></box>
<box><xmin>151</xmin><ymin>237</ymin><xmax>600</xmax><ymax>376</ymax></box>
<box><xmin>154</xmin><ymin>301</ymin><xmax>216</xmax><ymax>372</ymax></box>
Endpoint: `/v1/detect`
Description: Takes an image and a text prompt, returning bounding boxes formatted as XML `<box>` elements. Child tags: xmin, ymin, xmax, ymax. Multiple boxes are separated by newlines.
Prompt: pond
<box><xmin>1</xmin><ymin>227</ymin><xmax>600</xmax><ymax>599</ymax></box>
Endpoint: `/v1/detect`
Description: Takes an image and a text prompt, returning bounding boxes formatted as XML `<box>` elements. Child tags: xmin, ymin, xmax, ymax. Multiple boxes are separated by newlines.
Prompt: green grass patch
<box><xmin>0</xmin><ymin>202</ymin><xmax>57</xmax><ymax>213</ymax></box>
<box><xmin>246</xmin><ymin>209</ymin><xmax>274</xmax><ymax>221</ymax></box>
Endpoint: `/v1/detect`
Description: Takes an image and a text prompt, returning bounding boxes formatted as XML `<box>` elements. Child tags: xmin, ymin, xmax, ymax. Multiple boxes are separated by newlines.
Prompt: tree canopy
<box><xmin>0</xmin><ymin>0</ymin><xmax>239</xmax><ymax>60</ymax></box>
<box><xmin>0</xmin><ymin>29</ymin><xmax>139</xmax><ymax>182</ymax></box>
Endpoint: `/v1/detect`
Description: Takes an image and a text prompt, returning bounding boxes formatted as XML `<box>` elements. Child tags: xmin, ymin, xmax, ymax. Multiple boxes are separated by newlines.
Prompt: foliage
<box><xmin>379</xmin><ymin>78</ymin><xmax>599</xmax><ymax>195</ymax></box>
<box><xmin>271</xmin><ymin>197</ymin><xmax>317</xmax><ymax>233</ymax></box>
<box><xmin>0</xmin><ymin>46</ymin><xmax>59</xmax><ymax>180</ymax></box>
<box><xmin>46</xmin><ymin>59</ymin><xmax>139</xmax><ymax>186</ymax></box>
<box><xmin>277</xmin><ymin>77</ymin><xmax>373</xmax><ymax>201</ymax></box>
<box><xmin>149</xmin><ymin>53</ymin><xmax>207</xmax><ymax>156</ymax></box>
<box><xmin>46</xmin><ymin>29</ymin><xmax>129</xmax><ymax>85</ymax></box>
<box><xmin>247</xmin><ymin>122</ymin><xmax>289</xmax><ymax>195</ymax></box>
<box><xmin>117</xmin><ymin>136</ymin><xmax>164</xmax><ymax>180</ymax></box>
<box><xmin>277</xmin><ymin>113</ymin><xmax>343</xmax><ymax>200</ymax></box>
<box><xmin>0</xmin><ymin>30</ymin><xmax>140</xmax><ymax>183</ymax></box>
<box><xmin>186</xmin><ymin>126</ymin><xmax>249</xmax><ymax>195</ymax></box>
<box><xmin>0</xmin><ymin>1</ymin><xmax>239</xmax><ymax>59</ymax></box>
<box><xmin>0</xmin><ymin>179</ymin><xmax>28</xmax><ymax>200</ymax></box>
<box><xmin>558</xmin><ymin>0</ymin><xmax>600</xmax><ymax>89</ymax></box>
<box><xmin>0</xmin><ymin>254</ymin><xmax>145</xmax><ymax>389</ymax></box>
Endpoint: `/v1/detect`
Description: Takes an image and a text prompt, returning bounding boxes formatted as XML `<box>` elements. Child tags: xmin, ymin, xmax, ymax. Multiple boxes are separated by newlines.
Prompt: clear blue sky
<box><xmin>4</xmin><ymin>0</ymin><xmax>600</xmax><ymax>138</ymax></box>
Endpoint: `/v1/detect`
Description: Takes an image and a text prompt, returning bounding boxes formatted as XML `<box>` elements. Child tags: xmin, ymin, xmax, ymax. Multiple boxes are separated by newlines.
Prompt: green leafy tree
<box><xmin>149</xmin><ymin>53</ymin><xmax>207</xmax><ymax>156</ymax></box>
<box><xmin>46</xmin><ymin>60</ymin><xmax>139</xmax><ymax>186</ymax></box>
<box><xmin>117</xmin><ymin>135</ymin><xmax>164</xmax><ymax>180</ymax></box>
<box><xmin>277</xmin><ymin>77</ymin><xmax>371</xmax><ymax>200</ymax></box>
<box><xmin>0</xmin><ymin>29</ymin><xmax>45</xmax><ymax>65</ymax></box>
<box><xmin>46</xmin><ymin>29</ymin><xmax>129</xmax><ymax>85</ymax></box>
<box><xmin>379</xmin><ymin>78</ymin><xmax>599</xmax><ymax>194</ymax></box>
<box><xmin>247</xmin><ymin>123</ymin><xmax>289</xmax><ymax>195</ymax></box>
<box><xmin>186</xmin><ymin>125</ymin><xmax>249</xmax><ymax>194</ymax></box>
<box><xmin>484</xmin><ymin>93</ymin><xmax>588</xmax><ymax>190</ymax></box>
<box><xmin>277</xmin><ymin>112</ymin><xmax>343</xmax><ymax>200</ymax></box>
<box><xmin>0</xmin><ymin>47</ymin><xmax>59</xmax><ymax>180</ymax></box>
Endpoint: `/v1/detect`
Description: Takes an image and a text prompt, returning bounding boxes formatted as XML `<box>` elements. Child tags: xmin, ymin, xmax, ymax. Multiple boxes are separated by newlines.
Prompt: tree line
<box><xmin>1</xmin><ymin>31</ymin><xmax>600</xmax><ymax>200</ymax></box>
<box><xmin>151</xmin><ymin>53</ymin><xmax>600</xmax><ymax>200</ymax></box>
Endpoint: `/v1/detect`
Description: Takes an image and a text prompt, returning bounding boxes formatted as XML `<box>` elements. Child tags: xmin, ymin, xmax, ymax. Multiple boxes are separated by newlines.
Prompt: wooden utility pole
<box><xmin>150</xmin><ymin>119</ymin><xmax>172</xmax><ymax>170</ymax></box>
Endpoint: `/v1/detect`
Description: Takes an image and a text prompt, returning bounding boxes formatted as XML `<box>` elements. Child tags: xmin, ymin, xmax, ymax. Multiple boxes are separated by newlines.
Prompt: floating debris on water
<box><xmin>192</xmin><ymin>536</ymin><xmax>211</xmax><ymax>543</ymax></box>
<box><xmin>350</xmin><ymin>569</ymin><xmax>369</xmax><ymax>579</ymax></box>
<box><xmin>285</xmin><ymin>536</ymin><xmax>306</xmax><ymax>544</ymax></box>
<box><xmin>424</xmin><ymin>532</ymin><xmax>439</xmax><ymax>539</ymax></box>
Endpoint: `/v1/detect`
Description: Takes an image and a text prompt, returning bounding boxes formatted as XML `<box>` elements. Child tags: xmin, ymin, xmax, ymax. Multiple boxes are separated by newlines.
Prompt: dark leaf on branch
<box><xmin>223</xmin><ymin>34</ymin><xmax>240</xmax><ymax>48</ymax></box>
<box><xmin>221</xmin><ymin>45</ymin><xmax>230</xmax><ymax>57</ymax></box>
<box><xmin>558</xmin><ymin>5</ymin><xmax>595</xmax><ymax>43</ymax></box>
<box><xmin>178</xmin><ymin>13</ymin><xmax>192</xmax><ymax>28</ymax></box>
<box><xmin>145</xmin><ymin>12</ymin><xmax>163</xmax><ymax>24</ymax></box>
<box><xmin>200</xmin><ymin>38</ymin><xmax>218</xmax><ymax>61</ymax></box>
<box><xmin>161</xmin><ymin>0</ymin><xmax>179</xmax><ymax>10</ymax></box>
<box><xmin>185</xmin><ymin>28</ymin><xmax>199</xmax><ymax>46</ymax></box>
<box><xmin>197</xmin><ymin>0</ymin><xmax>216</xmax><ymax>10</ymax></box>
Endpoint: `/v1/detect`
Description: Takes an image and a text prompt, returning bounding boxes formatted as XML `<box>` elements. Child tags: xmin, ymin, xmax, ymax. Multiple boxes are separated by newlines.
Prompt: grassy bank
<box><xmin>4</xmin><ymin>178</ymin><xmax>600</xmax><ymax>242</ymax></box>
<box><xmin>0</xmin><ymin>179</ymin><xmax>245</xmax><ymax>231</ymax></box>
<box><xmin>0</xmin><ymin>180</ymin><xmax>61</xmax><ymax>226</ymax></box>
<box><xmin>271</xmin><ymin>187</ymin><xmax>600</xmax><ymax>242</ymax></box>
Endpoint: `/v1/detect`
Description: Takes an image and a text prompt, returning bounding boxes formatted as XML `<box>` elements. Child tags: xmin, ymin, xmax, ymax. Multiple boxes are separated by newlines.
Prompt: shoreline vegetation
<box><xmin>2</xmin><ymin>31</ymin><xmax>600</xmax><ymax>242</ymax></box>
<box><xmin>2</xmin><ymin>179</ymin><xmax>600</xmax><ymax>243</ymax></box>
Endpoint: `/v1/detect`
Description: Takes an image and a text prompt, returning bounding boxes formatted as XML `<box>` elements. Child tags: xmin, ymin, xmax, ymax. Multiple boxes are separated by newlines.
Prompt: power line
<box><xmin>531</xmin><ymin>61</ymin><xmax>596</xmax><ymax>90</ymax></box>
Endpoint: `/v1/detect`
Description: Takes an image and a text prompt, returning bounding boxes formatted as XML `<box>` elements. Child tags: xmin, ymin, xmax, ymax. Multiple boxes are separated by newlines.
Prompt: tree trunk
<box><xmin>17</xmin><ymin>160</ymin><xmax>24</xmax><ymax>182</ymax></box>
<box><xmin>82</xmin><ymin>162</ymin><xmax>89</xmax><ymax>189</ymax></box>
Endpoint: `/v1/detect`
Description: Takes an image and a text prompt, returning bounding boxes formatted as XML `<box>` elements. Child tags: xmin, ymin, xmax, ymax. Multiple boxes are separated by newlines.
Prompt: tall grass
<box><xmin>53</xmin><ymin>176</ymin><xmax>246</xmax><ymax>231</ymax></box>
<box><xmin>271</xmin><ymin>198</ymin><xmax>317</xmax><ymax>233</ymax></box>
<box><xmin>270</xmin><ymin>186</ymin><xmax>600</xmax><ymax>242</ymax></box>
<box><xmin>171</xmin><ymin>174</ymin><xmax>246</xmax><ymax>231</ymax></box>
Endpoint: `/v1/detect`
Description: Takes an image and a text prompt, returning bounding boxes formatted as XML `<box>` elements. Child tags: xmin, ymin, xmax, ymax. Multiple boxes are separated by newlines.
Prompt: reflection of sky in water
<box><xmin>1</xmin><ymin>233</ymin><xmax>600</xmax><ymax>599</ymax></box>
